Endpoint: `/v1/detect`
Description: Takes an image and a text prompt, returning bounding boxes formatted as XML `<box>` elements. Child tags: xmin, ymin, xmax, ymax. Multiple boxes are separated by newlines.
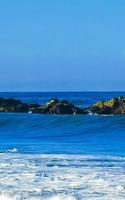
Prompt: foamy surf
<box><xmin>0</xmin><ymin>194</ymin><xmax>15</xmax><ymax>200</ymax></box>
<box><xmin>0</xmin><ymin>153</ymin><xmax>124</xmax><ymax>199</ymax></box>
<box><xmin>6</xmin><ymin>148</ymin><xmax>18</xmax><ymax>153</ymax></box>
<box><xmin>49</xmin><ymin>195</ymin><xmax>76</xmax><ymax>200</ymax></box>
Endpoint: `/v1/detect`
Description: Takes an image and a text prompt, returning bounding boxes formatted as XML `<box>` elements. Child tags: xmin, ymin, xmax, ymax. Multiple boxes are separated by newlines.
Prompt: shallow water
<box><xmin>0</xmin><ymin>153</ymin><xmax>125</xmax><ymax>200</ymax></box>
<box><xmin>0</xmin><ymin>92</ymin><xmax>125</xmax><ymax>199</ymax></box>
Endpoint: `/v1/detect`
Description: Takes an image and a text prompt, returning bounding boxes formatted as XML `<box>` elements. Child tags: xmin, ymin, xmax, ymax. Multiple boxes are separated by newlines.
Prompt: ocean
<box><xmin>0</xmin><ymin>92</ymin><xmax>125</xmax><ymax>200</ymax></box>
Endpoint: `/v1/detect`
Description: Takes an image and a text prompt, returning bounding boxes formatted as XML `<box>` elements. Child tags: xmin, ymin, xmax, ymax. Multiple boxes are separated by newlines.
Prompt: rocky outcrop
<box><xmin>43</xmin><ymin>99</ymin><xmax>88</xmax><ymax>114</ymax></box>
<box><xmin>0</xmin><ymin>98</ymin><xmax>29</xmax><ymax>113</ymax></box>
<box><xmin>0</xmin><ymin>97</ymin><xmax>87</xmax><ymax>115</ymax></box>
<box><xmin>88</xmin><ymin>97</ymin><xmax>125</xmax><ymax>114</ymax></box>
<box><xmin>0</xmin><ymin>96</ymin><xmax>125</xmax><ymax>115</ymax></box>
<box><xmin>31</xmin><ymin>98</ymin><xmax>88</xmax><ymax>114</ymax></box>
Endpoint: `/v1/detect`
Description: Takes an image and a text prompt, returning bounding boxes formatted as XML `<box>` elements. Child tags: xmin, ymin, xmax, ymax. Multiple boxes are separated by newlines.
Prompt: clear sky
<box><xmin>0</xmin><ymin>0</ymin><xmax>125</xmax><ymax>91</ymax></box>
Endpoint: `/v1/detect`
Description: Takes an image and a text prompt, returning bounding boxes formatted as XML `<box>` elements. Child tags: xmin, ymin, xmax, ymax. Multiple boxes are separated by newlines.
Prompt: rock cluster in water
<box><xmin>0</xmin><ymin>96</ymin><xmax>125</xmax><ymax>115</ymax></box>
<box><xmin>88</xmin><ymin>96</ymin><xmax>125</xmax><ymax>115</ymax></box>
<box><xmin>0</xmin><ymin>97</ymin><xmax>87</xmax><ymax>114</ymax></box>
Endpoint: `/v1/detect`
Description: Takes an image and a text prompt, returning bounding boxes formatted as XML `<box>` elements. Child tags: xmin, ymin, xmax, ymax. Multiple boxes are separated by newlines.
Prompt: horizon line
<box><xmin>0</xmin><ymin>91</ymin><xmax>125</xmax><ymax>93</ymax></box>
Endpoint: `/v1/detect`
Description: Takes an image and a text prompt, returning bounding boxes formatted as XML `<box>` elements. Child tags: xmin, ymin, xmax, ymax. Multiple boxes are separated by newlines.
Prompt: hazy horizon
<box><xmin>0</xmin><ymin>90</ymin><xmax>125</xmax><ymax>93</ymax></box>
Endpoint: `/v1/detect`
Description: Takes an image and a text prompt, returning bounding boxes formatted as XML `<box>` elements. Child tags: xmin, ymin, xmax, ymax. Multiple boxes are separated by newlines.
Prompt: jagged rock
<box><xmin>45</xmin><ymin>98</ymin><xmax>59</xmax><ymax>109</ymax></box>
<box><xmin>0</xmin><ymin>96</ymin><xmax>125</xmax><ymax>115</ymax></box>
<box><xmin>89</xmin><ymin>97</ymin><xmax>125</xmax><ymax>114</ymax></box>
<box><xmin>0</xmin><ymin>98</ymin><xmax>22</xmax><ymax>107</ymax></box>
<box><xmin>114</xmin><ymin>104</ymin><xmax>125</xmax><ymax>114</ymax></box>
<box><xmin>49</xmin><ymin>102</ymin><xmax>74</xmax><ymax>114</ymax></box>
<box><xmin>0</xmin><ymin>98</ymin><xmax>29</xmax><ymax>113</ymax></box>
<box><xmin>43</xmin><ymin>98</ymin><xmax>87</xmax><ymax>114</ymax></box>
<box><xmin>14</xmin><ymin>103</ymin><xmax>29</xmax><ymax>113</ymax></box>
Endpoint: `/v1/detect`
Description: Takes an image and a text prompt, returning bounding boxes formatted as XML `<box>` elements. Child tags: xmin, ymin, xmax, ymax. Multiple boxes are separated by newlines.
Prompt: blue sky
<box><xmin>0</xmin><ymin>0</ymin><xmax>125</xmax><ymax>91</ymax></box>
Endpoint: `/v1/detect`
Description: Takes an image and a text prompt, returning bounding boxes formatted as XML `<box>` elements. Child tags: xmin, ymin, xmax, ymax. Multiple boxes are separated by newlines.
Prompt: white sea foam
<box><xmin>0</xmin><ymin>194</ymin><xmax>15</xmax><ymax>200</ymax></box>
<box><xmin>7</xmin><ymin>148</ymin><xmax>18</xmax><ymax>153</ymax></box>
<box><xmin>0</xmin><ymin>153</ymin><xmax>125</xmax><ymax>199</ymax></box>
<box><xmin>49</xmin><ymin>195</ymin><xmax>76</xmax><ymax>200</ymax></box>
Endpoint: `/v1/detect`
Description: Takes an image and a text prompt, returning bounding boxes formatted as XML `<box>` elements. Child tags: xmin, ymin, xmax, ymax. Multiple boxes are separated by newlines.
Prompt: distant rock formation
<box><xmin>88</xmin><ymin>97</ymin><xmax>125</xmax><ymax>114</ymax></box>
<box><xmin>31</xmin><ymin>98</ymin><xmax>88</xmax><ymax>114</ymax></box>
<box><xmin>0</xmin><ymin>96</ymin><xmax>125</xmax><ymax>115</ymax></box>
<box><xmin>0</xmin><ymin>97</ymin><xmax>30</xmax><ymax>113</ymax></box>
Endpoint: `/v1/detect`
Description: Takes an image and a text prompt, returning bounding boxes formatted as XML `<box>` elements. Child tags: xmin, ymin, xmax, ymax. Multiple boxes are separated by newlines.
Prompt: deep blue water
<box><xmin>0</xmin><ymin>92</ymin><xmax>125</xmax><ymax>156</ymax></box>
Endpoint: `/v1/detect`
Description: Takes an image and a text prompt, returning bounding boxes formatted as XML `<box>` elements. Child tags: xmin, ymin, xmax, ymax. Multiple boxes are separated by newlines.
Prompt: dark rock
<box><xmin>49</xmin><ymin>103</ymin><xmax>73</xmax><ymax>114</ymax></box>
<box><xmin>113</xmin><ymin>103</ymin><xmax>125</xmax><ymax>114</ymax></box>
<box><xmin>0</xmin><ymin>96</ymin><xmax>125</xmax><ymax>115</ymax></box>
<box><xmin>72</xmin><ymin>107</ymin><xmax>88</xmax><ymax>114</ymax></box>
<box><xmin>0</xmin><ymin>98</ymin><xmax>29</xmax><ymax>113</ymax></box>
<box><xmin>89</xmin><ymin>97</ymin><xmax>125</xmax><ymax>115</ymax></box>
<box><xmin>43</xmin><ymin>98</ymin><xmax>88</xmax><ymax>114</ymax></box>
<box><xmin>14</xmin><ymin>103</ymin><xmax>29</xmax><ymax>113</ymax></box>
<box><xmin>0</xmin><ymin>98</ymin><xmax>22</xmax><ymax>107</ymax></box>
<box><xmin>45</xmin><ymin>98</ymin><xmax>59</xmax><ymax>109</ymax></box>
<box><xmin>90</xmin><ymin>105</ymin><xmax>112</xmax><ymax>114</ymax></box>
<box><xmin>30</xmin><ymin>107</ymin><xmax>45</xmax><ymax>114</ymax></box>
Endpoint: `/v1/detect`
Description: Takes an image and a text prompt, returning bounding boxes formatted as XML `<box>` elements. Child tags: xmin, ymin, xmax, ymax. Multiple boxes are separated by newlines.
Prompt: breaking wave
<box><xmin>0</xmin><ymin>153</ymin><xmax>125</xmax><ymax>199</ymax></box>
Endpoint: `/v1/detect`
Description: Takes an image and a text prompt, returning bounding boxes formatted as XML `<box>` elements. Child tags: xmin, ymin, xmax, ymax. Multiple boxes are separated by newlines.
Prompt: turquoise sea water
<box><xmin>0</xmin><ymin>92</ymin><xmax>125</xmax><ymax>200</ymax></box>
